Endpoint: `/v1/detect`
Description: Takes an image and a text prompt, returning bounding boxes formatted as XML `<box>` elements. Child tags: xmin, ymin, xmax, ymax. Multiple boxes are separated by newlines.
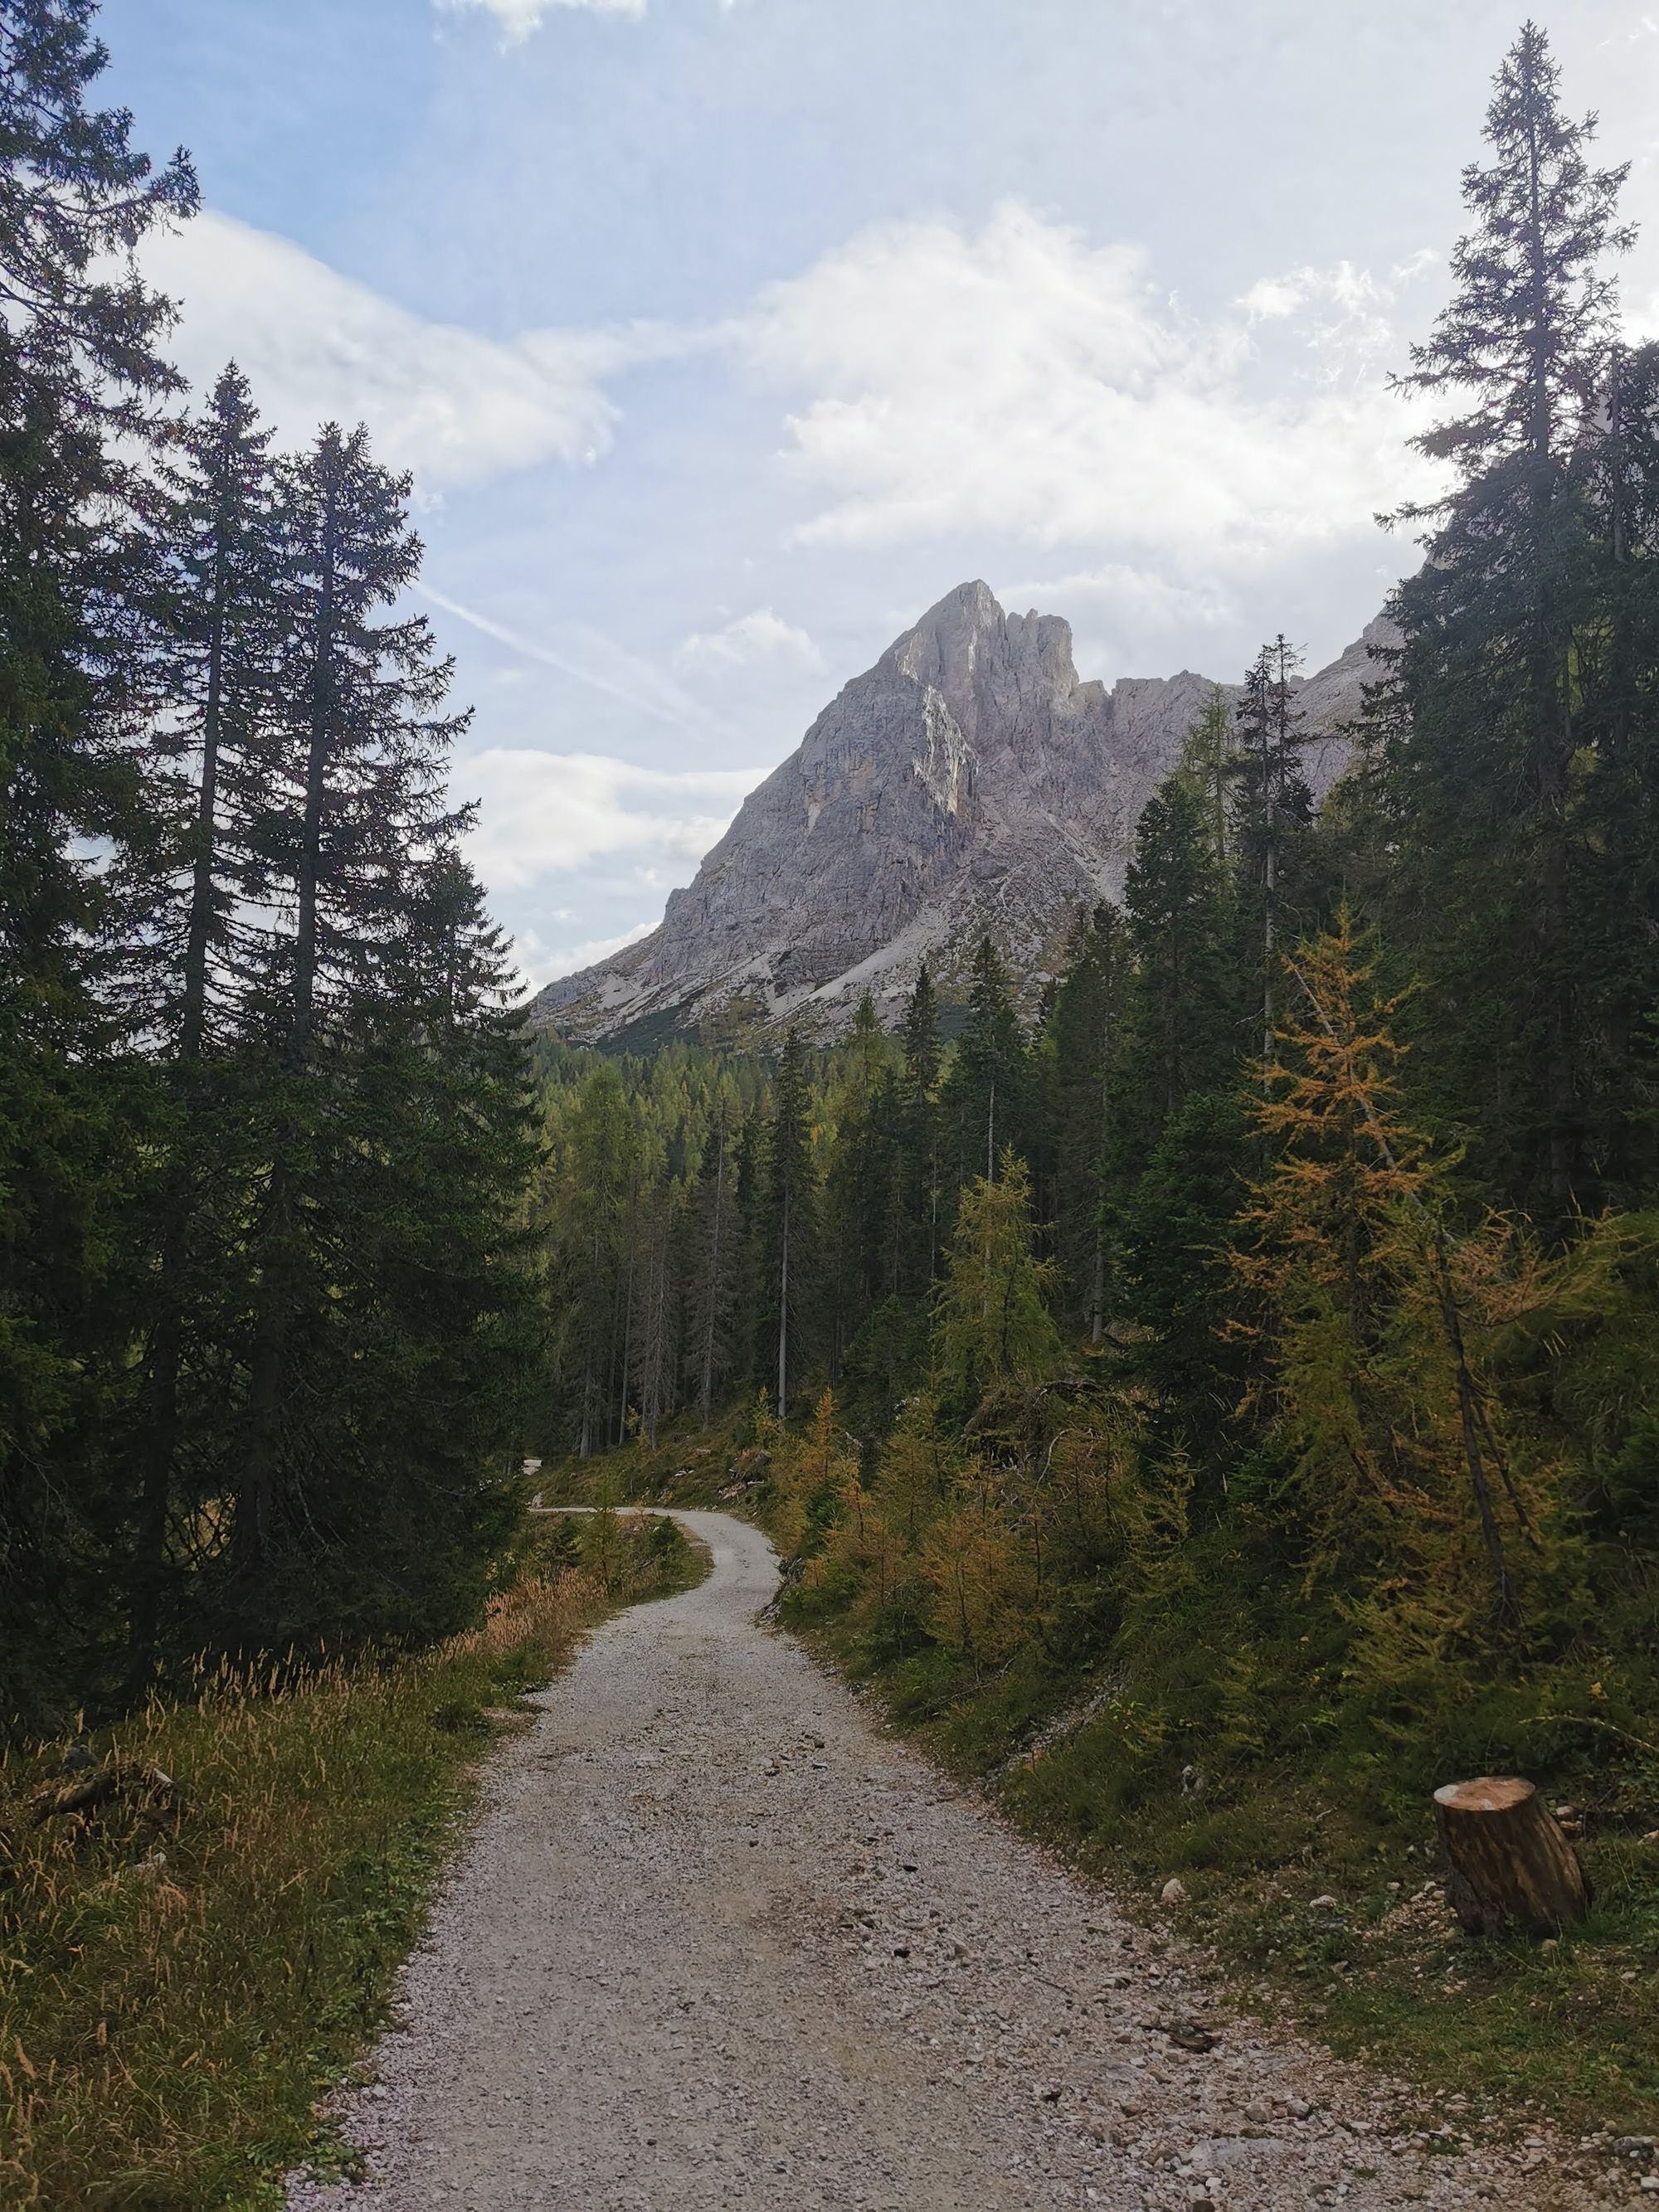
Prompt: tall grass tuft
<box><xmin>0</xmin><ymin>1517</ymin><xmax>690</xmax><ymax>2210</ymax></box>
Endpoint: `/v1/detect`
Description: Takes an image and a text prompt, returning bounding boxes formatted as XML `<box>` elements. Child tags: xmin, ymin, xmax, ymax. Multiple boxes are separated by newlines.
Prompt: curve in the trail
<box><xmin>287</xmin><ymin>1510</ymin><xmax>1601</xmax><ymax>2212</ymax></box>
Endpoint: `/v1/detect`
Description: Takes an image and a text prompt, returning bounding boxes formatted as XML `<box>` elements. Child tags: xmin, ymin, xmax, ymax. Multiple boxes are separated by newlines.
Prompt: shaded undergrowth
<box><xmin>0</xmin><ymin>1513</ymin><xmax>701</xmax><ymax>2210</ymax></box>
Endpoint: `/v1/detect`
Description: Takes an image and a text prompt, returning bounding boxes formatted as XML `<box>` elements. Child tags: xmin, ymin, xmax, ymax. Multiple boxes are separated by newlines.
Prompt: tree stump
<box><xmin>1433</xmin><ymin>1777</ymin><xmax>1589</xmax><ymax>1937</ymax></box>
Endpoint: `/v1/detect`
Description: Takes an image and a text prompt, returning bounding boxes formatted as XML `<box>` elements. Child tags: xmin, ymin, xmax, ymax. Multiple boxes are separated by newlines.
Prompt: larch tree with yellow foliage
<box><xmin>1234</xmin><ymin>911</ymin><xmax>1562</xmax><ymax>1671</ymax></box>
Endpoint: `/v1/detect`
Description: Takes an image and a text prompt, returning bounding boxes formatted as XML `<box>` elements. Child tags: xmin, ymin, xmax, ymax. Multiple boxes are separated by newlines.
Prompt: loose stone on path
<box><xmin>286</xmin><ymin>1511</ymin><xmax>1623</xmax><ymax>2212</ymax></box>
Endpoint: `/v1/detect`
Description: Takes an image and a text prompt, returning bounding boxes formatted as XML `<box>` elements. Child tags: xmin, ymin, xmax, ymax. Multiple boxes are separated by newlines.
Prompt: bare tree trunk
<box><xmin>129</xmin><ymin>534</ymin><xmax>232</xmax><ymax>1689</ymax></box>
<box><xmin>776</xmin><ymin>1185</ymin><xmax>790</xmax><ymax>1422</ymax></box>
<box><xmin>238</xmin><ymin>470</ymin><xmax>338</xmax><ymax>1594</ymax></box>
<box><xmin>1433</xmin><ymin>1229</ymin><xmax>1516</xmax><ymax>1625</ymax></box>
<box><xmin>700</xmin><ymin>1111</ymin><xmax>726</xmax><ymax>1426</ymax></box>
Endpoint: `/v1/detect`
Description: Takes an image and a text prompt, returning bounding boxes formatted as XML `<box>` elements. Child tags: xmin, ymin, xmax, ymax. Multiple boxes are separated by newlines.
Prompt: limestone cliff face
<box><xmin>531</xmin><ymin>581</ymin><xmax>1386</xmax><ymax>1043</ymax></box>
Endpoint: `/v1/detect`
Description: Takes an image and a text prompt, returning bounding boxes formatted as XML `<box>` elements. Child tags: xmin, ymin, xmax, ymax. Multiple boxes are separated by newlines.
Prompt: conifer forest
<box><xmin>5</xmin><ymin>4</ymin><xmax>1659</xmax><ymax>2191</ymax></box>
<box><xmin>535</xmin><ymin>25</ymin><xmax>1659</xmax><ymax>1830</ymax></box>
<box><xmin>0</xmin><ymin>0</ymin><xmax>1656</xmax><ymax>1806</ymax></box>
<box><xmin>9</xmin><ymin>0</ymin><xmax>1659</xmax><ymax>2194</ymax></box>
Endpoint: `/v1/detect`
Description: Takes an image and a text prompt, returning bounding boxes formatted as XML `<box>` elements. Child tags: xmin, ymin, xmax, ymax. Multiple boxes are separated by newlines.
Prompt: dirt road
<box><xmin>286</xmin><ymin>1510</ymin><xmax>1613</xmax><ymax>2210</ymax></box>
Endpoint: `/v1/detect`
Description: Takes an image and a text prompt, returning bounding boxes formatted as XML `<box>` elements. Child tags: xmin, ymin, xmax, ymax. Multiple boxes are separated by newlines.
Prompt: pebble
<box><xmin>285</xmin><ymin>1512</ymin><xmax>1623</xmax><ymax>2212</ymax></box>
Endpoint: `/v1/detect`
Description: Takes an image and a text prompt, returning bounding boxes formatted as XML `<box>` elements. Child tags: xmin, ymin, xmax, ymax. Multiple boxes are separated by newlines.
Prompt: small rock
<box><xmin>1309</xmin><ymin>1894</ymin><xmax>1338</xmax><ymax>1910</ymax></box>
<box><xmin>1160</xmin><ymin>1877</ymin><xmax>1189</xmax><ymax>1906</ymax></box>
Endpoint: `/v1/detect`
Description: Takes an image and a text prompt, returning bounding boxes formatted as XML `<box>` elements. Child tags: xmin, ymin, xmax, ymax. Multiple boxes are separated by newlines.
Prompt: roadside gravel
<box><xmin>286</xmin><ymin>1510</ymin><xmax>1626</xmax><ymax>2211</ymax></box>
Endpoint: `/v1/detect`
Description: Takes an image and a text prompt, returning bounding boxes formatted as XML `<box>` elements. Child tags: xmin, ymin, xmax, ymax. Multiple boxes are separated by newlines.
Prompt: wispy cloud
<box><xmin>419</xmin><ymin>586</ymin><xmax>718</xmax><ymax>732</ymax></box>
<box><xmin>674</xmin><ymin>607</ymin><xmax>825</xmax><ymax>675</ymax></box>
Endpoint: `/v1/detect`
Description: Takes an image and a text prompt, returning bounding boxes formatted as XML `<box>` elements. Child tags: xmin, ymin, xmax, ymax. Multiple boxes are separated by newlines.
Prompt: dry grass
<box><xmin>0</xmin><ymin>1544</ymin><xmax>669</xmax><ymax>2210</ymax></box>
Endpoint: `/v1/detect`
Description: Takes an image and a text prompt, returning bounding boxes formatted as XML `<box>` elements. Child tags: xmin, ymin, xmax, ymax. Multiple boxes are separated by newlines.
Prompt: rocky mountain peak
<box><xmin>880</xmin><ymin>581</ymin><xmax>1085</xmax><ymax>750</ymax></box>
<box><xmin>532</xmin><ymin>582</ymin><xmax>1389</xmax><ymax>1047</ymax></box>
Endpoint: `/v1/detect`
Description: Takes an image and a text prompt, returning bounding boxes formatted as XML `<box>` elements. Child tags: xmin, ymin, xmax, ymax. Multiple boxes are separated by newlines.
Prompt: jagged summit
<box><xmin>530</xmin><ymin>582</ymin><xmax>1379</xmax><ymax>1045</ymax></box>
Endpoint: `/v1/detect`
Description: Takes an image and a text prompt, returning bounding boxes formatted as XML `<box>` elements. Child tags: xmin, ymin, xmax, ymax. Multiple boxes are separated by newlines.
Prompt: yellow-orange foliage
<box><xmin>1236</xmin><ymin>909</ymin><xmax>1563</xmax><ymax>1650</ymax></box>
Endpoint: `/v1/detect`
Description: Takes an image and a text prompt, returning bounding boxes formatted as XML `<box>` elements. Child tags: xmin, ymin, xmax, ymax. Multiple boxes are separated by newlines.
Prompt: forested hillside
<box><xmin>539</xmin><ymin>23</ymin><xmax>1659</xmax><ymax>1849</ymax></box>
<box><xmin>0</xmin><ymin>2</ymin><xmax>539</xmax><ymax>1733</ymax></box>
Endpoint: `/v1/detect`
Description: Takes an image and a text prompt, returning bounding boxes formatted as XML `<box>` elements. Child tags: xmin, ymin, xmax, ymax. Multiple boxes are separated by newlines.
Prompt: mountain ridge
<box><xmin>530</xmin><ymin>581</ymin><xmax>1389</xmax><ymax>1043</ymax></box>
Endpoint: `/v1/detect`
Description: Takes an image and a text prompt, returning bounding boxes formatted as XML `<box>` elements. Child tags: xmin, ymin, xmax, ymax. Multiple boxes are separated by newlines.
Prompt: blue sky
<box><xmin>105</xmin><ymin>0</ymin><xmax>1659</xmax><ymax>983</ymax></box>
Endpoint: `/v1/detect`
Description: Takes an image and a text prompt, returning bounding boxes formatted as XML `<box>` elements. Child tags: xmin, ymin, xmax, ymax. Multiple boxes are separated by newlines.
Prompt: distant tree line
<box><xmin>1</xmin><ymin>2</ymin><xmax>539</xmax><ymax>1731</ymax></box>
<box><xmin>538</xmin><ymin>25</ymin><xmax>1659</xmax><ymax>1772</ymax></box>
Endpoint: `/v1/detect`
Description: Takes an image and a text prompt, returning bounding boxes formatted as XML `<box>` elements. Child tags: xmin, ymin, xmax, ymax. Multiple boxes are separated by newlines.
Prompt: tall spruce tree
<box><xmin>561</xmin><ymin>1062</ymin><xmax>638</xmax><ymax>1459</ymax></box>
<box><xmin>1177</xmin><ymin>684</ymin><xmax>1238</xmax><ymax>871</ymax></box>
<box><xmin>687</xmin><ymin>1096</ymin><xmax>737</xmax><ymax>1425</ymax></box>
<box><xmin>1232</xmin><ymin>637</ymin><xmax>1315</xmax><ymax>1077</ymax></box>
<box><xmin>1380</xmin><ymin>21</ymin><xmax>1637</xmax><ymax>1216</ymax></box>
<box><xmin>0</xmin><ymin>1</ymin><xmax>197</xmax><ymax>1724</ymax></box>
<box><xmin>824</xmin><ymin>994</ymin><xmax>899</xmax><ymax>1349</ymax></box>
<box><xmin>1112</xmin><ymin>775</ymin><xmax>1241</xmax><ymax>1173</ymax></box>
<box><xmin>1109</xmin><ymin>775</ymin><xmax>1248</xmax><ymax>1441</ymax></box>
<box><xmin>900</xmin><ymin>962</ymin><xmax>943</xmax><ymax>1291</ymax></box>
<box><xmin>763</xmin><ymin>1025</ymin><xmax>815</xmax><ymax>1420</ymax></box>
<box><xmin>229</xmin><ymin>423</ymin><xmax>486</xmax><ymax>1648</ymax></box>
<box><xmin>313</xmin><ymin>851</ymin><xmax>541</xmax><ymax>1644</ymax></box>
<box><xmin>125</xmin><ymin>364</ymin><xmax>285</xmax><ymax>1684</ymax></box>
<box><xmin>943</xmin><ymin>936</ymin><xmax>1033</xmax><ymax>1191</ymax></box>
<box><xmin>1044</xmin><ymin>903</ymin><xmax>1127</xmax><ymax>1340</ymax></box>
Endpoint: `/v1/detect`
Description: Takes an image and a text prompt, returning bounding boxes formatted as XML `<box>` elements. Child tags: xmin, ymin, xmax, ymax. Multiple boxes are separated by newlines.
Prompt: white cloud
<box><xmin>674</xmin><ymin>607</ymin><xmax>825</xmax><ymax>674</ymax></box>
<box><xmin>997</xmin><ymin>562</ymin><xmax>1235</xmax><ymax>637</ymax></box>
<box><xmin>512</xmin><ymin>920</ymin><xmax>654</xmax><ymax>988</ymax></box>
<box><xmin>437</xmin><ymin>0</ymin><xmax>644</xmax><ymax>41</ymax></box>
<box><xmin>460</xmin><ymin>748</ymin><xmax>760</xmax><ymax>885</ymax></box>
<box><xmin>736</xmin><ymin>202</ymin><xmax>1443</xmax><ymax>562</ymax></box>
<box><xmin>144</xmin><ymin>210</ymin><xmax>671</xmax><ymax>489</ymax></box>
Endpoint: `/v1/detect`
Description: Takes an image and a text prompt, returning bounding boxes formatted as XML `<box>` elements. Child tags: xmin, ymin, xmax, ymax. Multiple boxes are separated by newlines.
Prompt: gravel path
<box><xmin>287</xmin><ymin>1510</ymin><xmax>1621</xmax><ymax>2212</ymax></box>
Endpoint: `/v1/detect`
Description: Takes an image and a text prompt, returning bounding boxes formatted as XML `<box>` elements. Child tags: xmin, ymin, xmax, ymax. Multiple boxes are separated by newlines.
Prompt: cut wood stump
<box><xmin>1433</xmin><ymin>1776</ymin><xmax>1589</xmax><ymax>1937</ymax></box>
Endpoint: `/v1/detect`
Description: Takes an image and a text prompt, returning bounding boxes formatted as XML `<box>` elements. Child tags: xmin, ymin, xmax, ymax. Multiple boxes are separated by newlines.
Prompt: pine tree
<box><xmin>1177</xmin><ymin>684</ymin><xmax>1238</xmax><ymax>871</ymax></box>
<box><xmin>824</xmin><ymin>991</ymin><xmax>900</xmax><ymax>1359</ymax></box>
<box><xmin>763</xmin><ymin>1025</ymin><xmax>816</xmax><ymax>1420</ymax></box>
<box><xmin>0</xmin><ymin>1</ymin><xmax>197</xmax><ymax>1723</ymax></box>
<box><xmin>1044</xmin><ymin>903</ymin><xmax>1127</xmax><ymax>1340</ymax></box>
<box><xmin>1112</xmin><ymin>774</ymin><xmax>1241</xmax><ymax>1175</ymax></box>
<box><xmin>1380</xmin><ymin>22</ymin><xmax>1637</xmax><ymax>1217</ymax></box>
<box><xmin>309</xmin><ymin>853</ymin><xmax>542</xmax><ymax>1645</ymax></box>
<box><xmin>230</xmin><ymin>424</ymin><xmax>480</xmax><ymax>1646</ymax></box>
<box><xmin>687</xmin><ymin>1096</ymin><xmax>736</xmax><ymax>1425</ymax></box>
<box><xmin>900</xmin><ymin>963</ymin><xmax>943</xmax><ymax>1291</ymax></box>
<box><xmin>943</xmin><ymin>936</ymin><xmax>1033</xmax><ymax>1191</ymax></box>
<box><xmin>560</xmin><ymin>1062</ymin><xmax>639</xmax><ymax>1459</ymax></box>
<box><xmin>1231</xmin><ymin>636</ymin><xmax>1316</xmax><ymax>1077</ymax></box>
<box><xmin>125</xmin><ymin>364</ymin><xmax>285</xmax><ymax>1684</ymax></box>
